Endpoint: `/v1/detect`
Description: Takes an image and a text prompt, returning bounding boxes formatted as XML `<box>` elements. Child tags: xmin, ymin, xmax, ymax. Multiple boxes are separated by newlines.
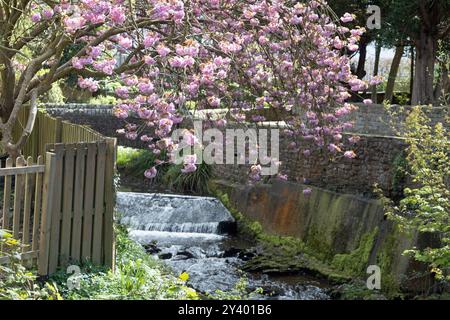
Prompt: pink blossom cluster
<box><xmin>26</xmin><ymin>0</ymin><xmax>378</xmax><ymax>181</ymax></box>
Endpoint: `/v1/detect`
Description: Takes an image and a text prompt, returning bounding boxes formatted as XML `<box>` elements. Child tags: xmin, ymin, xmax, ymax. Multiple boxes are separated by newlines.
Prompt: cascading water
<box><xmin>117</xmin><ymin>192</ymin><xmax>330</xmax><ymax>299</ymax></box>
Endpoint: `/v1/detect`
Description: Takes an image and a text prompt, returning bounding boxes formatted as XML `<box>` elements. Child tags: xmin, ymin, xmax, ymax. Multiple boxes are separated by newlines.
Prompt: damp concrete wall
<box><xmin>211</xmin><ymin>179</ymin><xmax>428</xmax><ymax>291</ymax></box>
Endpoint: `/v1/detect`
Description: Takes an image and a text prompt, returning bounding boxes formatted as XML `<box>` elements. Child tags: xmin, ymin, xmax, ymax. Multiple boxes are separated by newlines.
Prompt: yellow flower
<box><xmin>179</xmin><ymin>272</ymin><xmax>189</xmax><ymax>282</ymax></box>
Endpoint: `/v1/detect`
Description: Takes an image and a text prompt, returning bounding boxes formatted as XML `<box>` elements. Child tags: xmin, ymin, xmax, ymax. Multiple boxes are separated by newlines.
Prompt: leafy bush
<box><xmin>380</xmin><ymin>106</ymin><xmax>450</xmax><ymax>282</ymax></box>
<box><xmin>39</xmin><ymin>82</ymin><xmax>65</xmax><ymax>104</ymax></box>
<box><xmin>162</xmin><ymin>162</ymin><xmax>212</xmax><ymax>195</ymax></box>
<box><xmin>0</xmin><ymin>230</ymin><xmax>62</xmax><ymax>300</ymax></box>
<box><xmin>50</xmin><ymin>226</ymin><xmax>199</xmax><ymax>300</ymax></box>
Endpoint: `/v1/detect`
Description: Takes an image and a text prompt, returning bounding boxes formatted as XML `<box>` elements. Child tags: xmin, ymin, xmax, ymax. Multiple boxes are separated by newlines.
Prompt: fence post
<box><xmin>103</xmin><ymin>138</ymin><xmax>117</xmax><ymax>270</ymax></box>
<box><xmin>38</xmin><ymin>152</ymin><xmax>57</xmax><ymax>276</ymax></box>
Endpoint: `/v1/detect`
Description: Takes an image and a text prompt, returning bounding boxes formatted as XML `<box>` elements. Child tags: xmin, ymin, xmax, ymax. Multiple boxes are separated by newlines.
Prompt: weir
<box><xmin>117</xmin><ymin>192</ymin><xmax>235</xmax><ymax>234</ymax></box>
<box><xmin>116</xmin><ymin>191</ymin><xmax>330</xmax><ymax>299</ymax></box>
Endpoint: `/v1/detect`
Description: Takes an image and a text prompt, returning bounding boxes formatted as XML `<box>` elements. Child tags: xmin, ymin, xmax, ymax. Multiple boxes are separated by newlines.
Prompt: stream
<box><xmin>117</xmin><ymin>192</ymin><xmax>331</xmax><ymax>300</ymax></box>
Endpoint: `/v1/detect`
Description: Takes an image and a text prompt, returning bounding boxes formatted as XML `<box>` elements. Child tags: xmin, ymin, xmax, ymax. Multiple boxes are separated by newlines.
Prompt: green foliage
<box><xmin>392</xmin><ymin>153</ymin><xmax>408</xmax><ymax>197</ymax></box>
<box><xmin>117</xmin><ymin>146</ymin><xmax>212</xmax><ymax>194</ymax></box>
<box><xmin>162</xmin><ymin>162</ymin><xmax>212</xmax><ymax>195</ymax></box>
<box><xmin>88</xmin><ymin>95</ymin><xmax>117</xmax><ymax>105</ymax></box>
<box><xmin>39</xmin><ymin>82</ymin><xmax>65</xmax><ymax>104</ymax></box>
<box><xmin>0</xmin><ymin>230</ymin><xmax>62</xmax><ymax>300</ymax></box>
<box><xmin>50</xmin><ymin>226</ymin><xmax>199</xmax><ymax>300</ymax></box>
<box><xmin>381</xmin><ymin>106</ymin><xmax>450</xmax><ymax>282</ymax></box>
<box><xmin>117</xmin><ymin>146</ymin><xmax>167</xmax><ymax>180</ymax></box>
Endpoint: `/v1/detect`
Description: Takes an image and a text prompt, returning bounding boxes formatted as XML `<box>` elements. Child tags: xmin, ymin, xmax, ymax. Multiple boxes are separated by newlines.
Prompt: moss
<box><xmin>331</xmin><ymin>228</ymin><xmax>379</xmax><ymax>276</ymax></box>
<box><xmin>376</xmin><ymin>231</ymin><xmax>401</xmax><ymax>296</ymax></box>
<box><xmin>211</xmin><ymin>182</ymin><xmax>409</xmax><ymax>297</ymax></box>
<box><xmin>211</xmin><ymin>185</ymin><xmax>351</xmax><ymax>284</ymax></box>
<box><xmin>302</xmin><ymin>193</ymin><xmax>351</xmax><ymax>261</ymax></box>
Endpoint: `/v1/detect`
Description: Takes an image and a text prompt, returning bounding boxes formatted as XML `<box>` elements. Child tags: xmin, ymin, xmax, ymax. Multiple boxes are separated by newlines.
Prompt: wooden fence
<box><xmin>1</xmin><ymin>108</ymin><xmax>117</xmax><ymax>275</ymax></box>
<box><xmin>0</xmin><ymin>157</ymin><xmax>44</xmax><ymax>266</ymax></box>
<box><xmin>12</xmin><ymin>106</ymin><xmax>104</xmax><ymax>159</ymax></box>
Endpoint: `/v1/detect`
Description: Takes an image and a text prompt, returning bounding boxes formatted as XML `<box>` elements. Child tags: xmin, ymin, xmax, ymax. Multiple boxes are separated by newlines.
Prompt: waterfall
<box><xmin>117</xmin><ymin>192</ymin><xmax>235</xmax><ymax>235</ymax></box>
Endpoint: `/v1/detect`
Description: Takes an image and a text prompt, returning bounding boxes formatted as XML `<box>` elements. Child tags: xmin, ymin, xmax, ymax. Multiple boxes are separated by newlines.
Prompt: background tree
<box><xmin>380</xmin><ymin>0</ymin><xmax>450</xmax><ymax>105</ymax></box>
<box><xmin>328</xmin><ymin>0</ymin><xmax>374</xmax><ymax>79</ymax></box>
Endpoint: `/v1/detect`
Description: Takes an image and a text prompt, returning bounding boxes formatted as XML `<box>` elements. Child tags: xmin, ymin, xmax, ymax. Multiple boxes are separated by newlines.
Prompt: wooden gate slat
<box><xmin>60</xmin><ymin>144</ymin><xmax>75</xmax><ymax>266</ymax></box>
<box><xmin>13</xmin><ymin>157</ymin><xmax>26</xmax><ymax>239</ymax></box>
<box><xmin>81</xmin><ymin>143</ymin><xmax>97</xmax><ymax>261</ymax></box>
<box><xmin>38</xmin><ymin>152</ymin><xmax>57</xmax><ymax>275</ymax></box>
<box><xmin>103</xmin><ymin>138</ymin><xmax>117</xmax><ymax>268</ymax></box>
<box><xmin>92</xmin><ymin>142</ymin><xmax>107</xmax><ymax>264</ymax></box>
<box><xmin>48</xmin><ymin>145</ymin><xmax>65</xmax><ymax>273</ymax></box>
<box><xmin>22</xmin><ymin>157</ymin><xmax>35</xmax><ymax>252</ymax></box>
<box><xmin>71</xmin><ymin>143</ymin><xmax>87</xmax><ymax>263</ymax></box>
<box><xmin>32</xmin><ymin>156</ymin><xmax>44</xmax><ymax>252</ymax></box>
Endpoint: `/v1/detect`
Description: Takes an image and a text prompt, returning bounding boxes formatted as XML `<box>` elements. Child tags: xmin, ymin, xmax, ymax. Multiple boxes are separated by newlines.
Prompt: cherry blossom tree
<box><xmin>0</xmin><ymin>0</ymin><xmax>376</xmax><ymax>177</ymax></box>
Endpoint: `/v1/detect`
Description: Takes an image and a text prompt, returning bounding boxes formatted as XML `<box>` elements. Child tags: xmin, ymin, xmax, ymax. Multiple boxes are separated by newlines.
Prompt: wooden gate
<box><xmin>0</xmin><ymin>138</ymin><xmax>116</xmax><ymax>275</ymax></box>
<box><xmin>0</xmin><ymin>156</ymin><xmax>45</xmax><ymax>266</ymax></box>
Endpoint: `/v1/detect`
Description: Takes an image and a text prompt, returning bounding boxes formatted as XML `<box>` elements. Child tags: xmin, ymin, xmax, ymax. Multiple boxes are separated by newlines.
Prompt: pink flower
<box><xmin>115</xmin><ymin>87</ymin><xmax>129</xmax><ymax>98</ymax></box>
<box><xmin>118</xmin><ymin>37</ymin><xmax>133</xmax><ymax>49</ymax></box>
<box><xmin>110</xmin><ymin>7</ymin><xmax>126</xmax><ymax>24</ymax></box>
<box><xmin>363</xmin><ymin>99</ymin><xmax>373</xmax><ymax>105</ymax></box>
<box><xmin>78</xmin><ymin>77</ymin><xmax>99</xmax><ymax>92</ymax></box>
<box><xmin>156</xmin><ymin>45</ymin><xmax>171</xmax><ymax>57</ymax></box>
<box><xmin>144</xmin><ymin>35</ymin><xmax>159</xmax><ymax>48</ymax></box>
<box><xmin>31</xmin><ymin>12</ymin><xmax>41</xmax><ymax>23</ymax></box>
<box><xmin>183</xmin><ymin>131</ymin><xmax>199</xmax><ymax>146</ymax></box>
<box><xmin>64</xmin><ymin>17</ymin><xmax>86</xmax><ymax>33</ymax></box>
<box><xmin>347</xmin><ymin>44</ymin><xmax>359</xmax><ymax>52</ymax></box>
<box><xmin>144</xmin><ymin>167</ymin><xmax>157</xmax><ymax>179</ymax></box>
<box><xmin>344</xmin><ymin>151</ymin><xmax>357</xmax><ymax>159</ymax></box>
<box><xmin>370</xmin><ymin>76</ymin><xmax>383</xmax><ymax>86</ymax></box>
<box><xmin>303</xmin><ymin>188</ymin><xmax>312</xmax><ymax>196</ymax></box>
<box><xmin>207</xmin><ymin>96</ymin><xmax>221</xmax><ymax>108</ymax></box>
<box><xmin>181</xmin><ymin>155</ymin><xmax>197</xmax><ymax>173</ymax></box>
<box><xmin>144</xmin><ymin>56</ymin><xmax>156</xmax><ymax>65</ymax></box>
<box><xmin>43</xmin><ymin>9</ymin><xmax>54</xmax><ymax>20</ymax></box>
<box><xmin>340</xmin><ymin>13</ymin><xmax>355</xmax><ymax>23</ymax></box>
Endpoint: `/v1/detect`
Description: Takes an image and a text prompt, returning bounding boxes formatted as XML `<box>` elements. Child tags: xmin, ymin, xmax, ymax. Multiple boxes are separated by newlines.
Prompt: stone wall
<box><xmin>43</xmin><ymin>103</ymin><xmax>449</xmax><ymax>137</ymax></box>
<box><xmin>43</xmin><ymin>103</ymin><xmax>447</xmax><ymax>196</ymax></box>
<box><xmin>213</xmin><ymin>130</ymin><xmax>407</xmax><ymax>197</ymax></box>
<box><xmin>342</xmin><ymin>104</ymin><xmax>449</xmax><ymax>135</ymax></box>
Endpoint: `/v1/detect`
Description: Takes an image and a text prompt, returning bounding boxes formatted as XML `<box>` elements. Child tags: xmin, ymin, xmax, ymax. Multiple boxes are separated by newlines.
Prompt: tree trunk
<box><xmin>356</xmin><ymin>36</ymin><xmax>369</xmax><ymax>80</ymax></box>
<box><xmin>385</xmin><ymin>45</ymin><xmax>405</xmax><ymax>104</ymax></box>
<box><xmin>412</xmin><ymin>27</ymin><xmax>438</xmax><ymax>105</ymax></box>
<box><xmin>371</xmin><ymin>42</ymin><xmax>382</xmax><ymax>103</ymax></box>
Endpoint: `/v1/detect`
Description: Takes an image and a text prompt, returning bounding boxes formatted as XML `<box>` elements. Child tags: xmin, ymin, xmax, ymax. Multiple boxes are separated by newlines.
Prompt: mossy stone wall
<box><xmin>211</xmin><ymin>179</ymin><xmax>426</xmax><ymax>292</ymax></box>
